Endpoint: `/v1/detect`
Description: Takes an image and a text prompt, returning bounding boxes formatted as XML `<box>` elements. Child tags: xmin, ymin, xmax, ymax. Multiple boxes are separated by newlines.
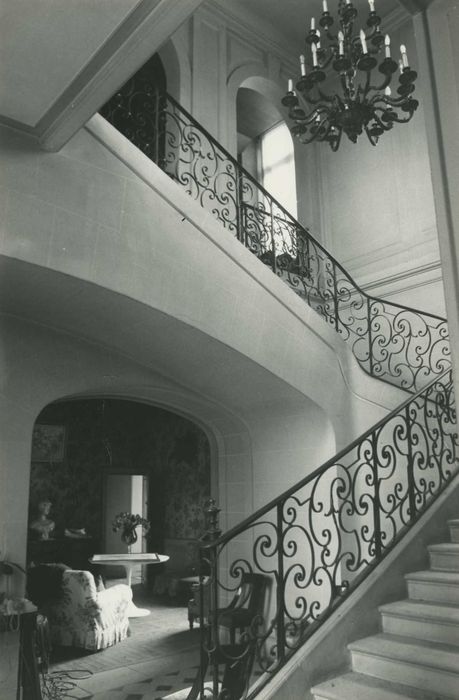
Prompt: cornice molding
<box><xmin>359</xmin><ymin>259</ymin><xmax>442</xmax><ymax>295</ymax></box>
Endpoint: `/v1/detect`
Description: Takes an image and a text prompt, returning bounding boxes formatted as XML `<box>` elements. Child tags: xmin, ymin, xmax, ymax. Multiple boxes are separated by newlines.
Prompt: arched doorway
<box><xmin>100</xmin><ymin>53</ymin><xmax>167</xmax><ymax>164</ymax></box>
<box><xmin>27</xmin><ymin>397</ymin><xmax>211</xmax><ymax>586</ymax></box>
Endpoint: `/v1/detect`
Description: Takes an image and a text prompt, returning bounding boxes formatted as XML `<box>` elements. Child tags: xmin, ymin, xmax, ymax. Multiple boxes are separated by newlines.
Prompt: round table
<box><xmin>90</xmin><ymin>553</ymin><xmax>169</xmax><ymax>617</ymax></box>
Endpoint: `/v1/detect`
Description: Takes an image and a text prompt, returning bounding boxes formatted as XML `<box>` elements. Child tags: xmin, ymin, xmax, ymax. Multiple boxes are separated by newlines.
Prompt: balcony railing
<box><xmin>101</xmin><ymin>90</ymin><xmax>450</xmax><ymax>394</ymax></box>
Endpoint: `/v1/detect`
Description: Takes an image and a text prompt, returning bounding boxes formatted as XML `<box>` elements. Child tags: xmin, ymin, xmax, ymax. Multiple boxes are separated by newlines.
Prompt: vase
<box><xmin>121</xmin><ymin>526</ymin><xmax>138</xmax><ymax>552</ymax></box>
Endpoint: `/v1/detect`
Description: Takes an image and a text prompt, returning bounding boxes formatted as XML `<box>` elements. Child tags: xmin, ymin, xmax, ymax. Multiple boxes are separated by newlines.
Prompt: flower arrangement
<box><xmin>112</xmin><ymin>512</ymin><xmax>150</xmax><ymax>547</ymax></box>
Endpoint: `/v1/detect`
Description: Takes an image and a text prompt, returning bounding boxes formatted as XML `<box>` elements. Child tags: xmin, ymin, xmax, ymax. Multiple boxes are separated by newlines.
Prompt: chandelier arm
<box><xmin>305</xmin><ymin>107</ymin><xmax>333</xmax><ymax>125</ymax></box>
<box><xmin>373</xmin><ymin>106</ymin><xmax>416</xmax><ymax>124</ymax></box>
<box><xmin>330</xmin><ymin>126</ymin><xmax>343</xmax><ymax>151</ymax></box>
<box><xmin>371</xmin><ymin>93</ymin><xmax>417</xmax><ymax>116</ymax></box>
<box><xmin>371</xmin><ymin>110</ymin><xmax>394</xmax><ymax>132</ymax></box>
<box><xmin>365</xmin><ymin>124</ymin><xmax>379</xmax><ymax>146</ymax></box>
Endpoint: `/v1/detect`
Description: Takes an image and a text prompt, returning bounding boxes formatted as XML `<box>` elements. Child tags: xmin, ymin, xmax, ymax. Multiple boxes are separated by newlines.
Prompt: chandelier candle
<box><xmin>282</xmin><ymin>0</ymin><xmax>418</xmax><ymax>150</ymax></box>
<box><xmin>400</xmin><ymin>44</ymin><xmax>409</xmax><ymax>68</ymax></box>
<box><xmin>385</xmin><ymin>34</ymin><xmax>391</xmax><ymax>58</ymax></box>
<box><xmin>300</xmin><ymin>54</ymin><xmax>307</xmax><ymax>76</ymax></box>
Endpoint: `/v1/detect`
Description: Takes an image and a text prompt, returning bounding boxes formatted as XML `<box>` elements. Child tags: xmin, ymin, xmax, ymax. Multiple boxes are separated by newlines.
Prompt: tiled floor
<box><xmin>45</xmin><ymin>585</ymin><xmax>201</xmax><ymax>700</ymax></box>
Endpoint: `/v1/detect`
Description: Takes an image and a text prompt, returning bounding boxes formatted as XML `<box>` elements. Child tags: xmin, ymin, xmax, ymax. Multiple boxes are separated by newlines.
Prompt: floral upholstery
<box><xmin>44</xmin><ymin>570</ymin><xmax>132</xmax><ymax>651</ymax></box>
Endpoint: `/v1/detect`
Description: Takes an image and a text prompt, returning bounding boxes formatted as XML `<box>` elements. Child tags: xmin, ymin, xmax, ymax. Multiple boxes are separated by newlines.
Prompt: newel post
<box><xmin>202</xmin><ymin>499</ymin><xmax>221</xmax><ymax>699</ymax></box>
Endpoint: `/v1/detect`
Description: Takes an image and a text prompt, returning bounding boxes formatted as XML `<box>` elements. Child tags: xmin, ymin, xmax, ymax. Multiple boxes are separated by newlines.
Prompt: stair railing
<box><xmin>195</xmin><ymin>367</ymin><xmax>458</xmax><ymax>699</ymax></box>
<box><xmin>100</xmin><ymin>84</ymin><xmax>457</xmax><ymax>699</ymax></box>
<box><xmin>101</xmin><ymin>90</ymin><xmax>450</xmax><ymax>394</ymax></box>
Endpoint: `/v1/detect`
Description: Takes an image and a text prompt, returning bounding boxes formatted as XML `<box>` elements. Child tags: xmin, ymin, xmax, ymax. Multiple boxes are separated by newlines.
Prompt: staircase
<box><xmin>100</xmin><ymin>79</ymin><xmax>459</xmax><ymax>700</ymax></box>
<box><xmin>311</xmin><ymin>518</ymin><xmax>459</xmax><ymax>700</ymax></box>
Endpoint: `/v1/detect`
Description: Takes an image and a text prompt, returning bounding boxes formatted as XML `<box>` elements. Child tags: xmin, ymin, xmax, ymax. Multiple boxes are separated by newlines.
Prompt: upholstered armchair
<box><xmin>41</xmin><ymin>569</ymin><xmax>132</xmax><ymax>651</ymax></box>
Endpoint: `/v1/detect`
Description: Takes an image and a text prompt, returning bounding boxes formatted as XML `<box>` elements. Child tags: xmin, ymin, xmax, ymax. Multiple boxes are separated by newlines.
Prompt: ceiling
<box><xmin>0</xmin><ymin>0</ymin><xmax>203</xmax><ymax>149</ymax></box>
<box><xmin>0</xmin><ymin>0</ymin><xmax>414</xmax><ymax>150</ymax></box>
<box><xmin>0</xmin><ymin>0</ymin><xmax>138</xmax><ymax>127</ymax></box>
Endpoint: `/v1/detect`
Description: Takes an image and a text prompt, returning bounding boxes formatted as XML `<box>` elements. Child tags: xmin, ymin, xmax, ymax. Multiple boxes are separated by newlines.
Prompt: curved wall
<box><xmin>0</xmin><ymin>115</ymin><xmax>404</xmax><ymax>592</ymax></box>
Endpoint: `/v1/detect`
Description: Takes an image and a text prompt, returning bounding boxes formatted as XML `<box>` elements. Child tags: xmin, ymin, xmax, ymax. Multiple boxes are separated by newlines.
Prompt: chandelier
<box><xmin>281</xmin><ymin>0</ymin><xmax>418</xmax><ymax>150</ymax></box>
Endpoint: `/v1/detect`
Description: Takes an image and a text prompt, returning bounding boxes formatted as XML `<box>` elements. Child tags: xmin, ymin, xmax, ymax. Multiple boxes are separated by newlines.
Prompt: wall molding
<box><xmin>203</xmin><ymin>1</ymin><xmax>299</xmax><ymax>74</ymax></box>
<box><xmin>359</xmin><ymin>259</ymin><xmax>443</xmax><ymax>298</ymax></box>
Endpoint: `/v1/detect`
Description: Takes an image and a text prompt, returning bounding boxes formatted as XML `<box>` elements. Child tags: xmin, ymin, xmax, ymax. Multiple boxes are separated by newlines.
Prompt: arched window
<box><xmin>259</xmin><ymin>121</ymin><xmax>297</xmax><ymax>218</ymax></box>
<box><xmin>237</xmin><ymin>87</ymin><xmax>297</xmax><ymax>218</ymax></box>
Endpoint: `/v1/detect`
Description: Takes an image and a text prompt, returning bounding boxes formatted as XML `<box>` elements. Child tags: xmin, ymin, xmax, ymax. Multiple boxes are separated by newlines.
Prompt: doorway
<box><xmin>104</xmin><ymin>473</ymin><xmax>149</xmax><ymax>583</ymax></box>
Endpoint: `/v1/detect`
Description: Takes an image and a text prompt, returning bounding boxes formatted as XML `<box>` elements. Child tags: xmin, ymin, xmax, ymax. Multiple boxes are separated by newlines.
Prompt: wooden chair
<box><xmin>188</xmin><ymin>573</ymin><xmax>267</xmax><ymax>641</ymax></box>
<box><xmin>216</xmin><ymin>573</ymin><xmax>267</xmax><ymax>644</ymax></box>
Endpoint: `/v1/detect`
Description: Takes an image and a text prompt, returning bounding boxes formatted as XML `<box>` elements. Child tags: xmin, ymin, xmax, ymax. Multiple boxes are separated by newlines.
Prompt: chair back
<box><xmin>230</xmin><ymin>573</ymin><xmax>267</xmax><ymax>616</ymax></box>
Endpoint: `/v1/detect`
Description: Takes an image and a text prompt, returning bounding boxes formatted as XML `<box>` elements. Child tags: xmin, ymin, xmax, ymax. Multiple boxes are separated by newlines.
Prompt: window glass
<box><xmin>260</xmin><ymin>122</ymin><xmax>297</xmax><ymax>218</ymax></box>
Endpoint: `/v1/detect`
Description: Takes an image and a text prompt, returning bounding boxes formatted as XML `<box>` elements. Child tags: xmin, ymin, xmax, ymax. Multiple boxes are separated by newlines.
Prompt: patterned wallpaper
<box><xmin>28</xmin><ymin>400</ymin><xmax>211</xmax><ymax>549</ymax></box>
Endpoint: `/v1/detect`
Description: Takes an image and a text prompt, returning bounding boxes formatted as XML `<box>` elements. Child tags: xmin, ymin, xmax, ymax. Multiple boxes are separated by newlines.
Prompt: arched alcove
<box><xmin>27</xmin><ymin>397</ymin><xmax>212</xmax><ymax>590</ymax></box>
<box><xmin>30</xmin><ymin>398</ymin><xmax>211</xmax><ymax>551</ymax></box>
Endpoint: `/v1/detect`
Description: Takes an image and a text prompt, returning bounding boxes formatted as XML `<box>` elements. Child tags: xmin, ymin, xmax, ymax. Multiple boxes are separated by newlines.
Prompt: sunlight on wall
<box><xmin>260</xmin><ymin>121</ymin><xmax>297</xmax><ymax>219</ymax></box>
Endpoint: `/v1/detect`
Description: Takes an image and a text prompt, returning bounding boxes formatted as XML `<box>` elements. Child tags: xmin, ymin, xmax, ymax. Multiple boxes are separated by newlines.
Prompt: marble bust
<box><xmin>30</xmin><ymin>500</ymin><xmax>55</xmax><ymax>540</ymax></box>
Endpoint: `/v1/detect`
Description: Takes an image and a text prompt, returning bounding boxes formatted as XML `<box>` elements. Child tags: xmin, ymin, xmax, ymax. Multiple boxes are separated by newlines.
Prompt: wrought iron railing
<box><xmin>101</xmin><ymin>90</ymin><xmax>450</xmax><ymax>393</ymax></box>
<box><xmin>195</xmin><ymin>368</ymin><xmax>457</xmax><ymax>699</ymax></box>
<box><xmin>100</xmin><ymin>82</ymin><xmax>457</xmax><ymax>699</ymax></box>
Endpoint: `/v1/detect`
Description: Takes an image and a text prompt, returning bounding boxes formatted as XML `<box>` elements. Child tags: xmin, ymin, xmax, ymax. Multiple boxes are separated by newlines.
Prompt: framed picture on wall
<box><xmin>31</xmin><ymin>424</ymin><xmax>66</xmax><ymax>462</ymax></box>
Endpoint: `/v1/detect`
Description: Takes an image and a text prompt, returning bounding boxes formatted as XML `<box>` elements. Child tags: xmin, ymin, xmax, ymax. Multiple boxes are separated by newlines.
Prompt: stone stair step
<box><xmin>428</xmin><ymin>543</ymin><xmax>459</xmax><ymax>571</ymax></box>
<box><xmin>405</xmin><ymin>570</ymin><xmax>459</xmax><ymax>604</ymax></box>
<box><xmin>448</xmin><ymin>519</ymin><xmax>459</xmax><ymax>543</ymax></box>
<box><xmin>349</xmin><ymin>633</ymin><xmax>459</xmax><ymax>698</ymax></box>
<box><xmin>311</xmin><ymin>671</ymin><xmax>450</xmax><ymax>700</ymax></box>
<box><xmin>379</xmin><ymin>599</ymin><xmax>459</xmax><ymax>646</ymax></box>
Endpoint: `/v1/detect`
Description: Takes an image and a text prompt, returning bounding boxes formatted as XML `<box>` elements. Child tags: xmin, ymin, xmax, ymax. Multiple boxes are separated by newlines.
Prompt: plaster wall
<box><xmin>0</xmin><ymin>116</ymin><xmax>406</xmax><ymax>595</ymax></box>
<box><xmin>164</xmin><ymin>4</ymin><xmax>446</xmax><ymax>313</ymax></box>
<box><xmin>0</xmin><ymin>114</ymin><xmax>402</xmax><ymax>431</ymax></box>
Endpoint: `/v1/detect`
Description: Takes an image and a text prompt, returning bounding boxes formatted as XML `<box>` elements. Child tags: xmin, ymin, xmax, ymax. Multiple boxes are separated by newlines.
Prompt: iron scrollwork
<box><xmin>100</xmin><ymin>83</ymin><xmax>456</xmax><ymax>699</ymax></box>
<box><xmin>102</xmin><ymin>85</ymin><xmax>450</xmax><ymax>393</ymax></box>
<box><xmin>198</xmin><ymin>370</ymin><xmax>457</xmax><ymax>699</ymax></box>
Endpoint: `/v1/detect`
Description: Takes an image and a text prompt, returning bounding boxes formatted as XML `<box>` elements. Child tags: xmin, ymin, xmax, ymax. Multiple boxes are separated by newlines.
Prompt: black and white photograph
<box><xmin>0</xmin><ymin>1</ymin><xmax>458</xmax><ymax>699</ymax></box>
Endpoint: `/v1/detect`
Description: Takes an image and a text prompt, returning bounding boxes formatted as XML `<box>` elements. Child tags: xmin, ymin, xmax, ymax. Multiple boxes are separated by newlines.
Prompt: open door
<box><xmin>104</xmin><ymin>473</ymin><xmax>149</xmax><ymax>581</ymax></box>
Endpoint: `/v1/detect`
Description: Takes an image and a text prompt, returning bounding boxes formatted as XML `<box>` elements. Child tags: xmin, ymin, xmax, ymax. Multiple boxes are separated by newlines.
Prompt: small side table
<box><xmin>89</xmin><ymin>553</ymin><xmax>169</xmax><ymax>617</ymax></box>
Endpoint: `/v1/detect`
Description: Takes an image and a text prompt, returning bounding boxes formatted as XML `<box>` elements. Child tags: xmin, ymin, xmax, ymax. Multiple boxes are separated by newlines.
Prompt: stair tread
<box><xmin>428</xmin><ymin>543</ymin><xmax>459</xmax><ymax>552</ymax></box>
<box><xmin>447</xmin><ymin>520</ymin><xmax>459</xmax><ymax>526</ymax></box>
<box><xmin>405</xmin><ymin>570</ymin><xmax>459</xmax><ymax>584</ymax></box>
<box><xmin>349</xmin><ymin>633</ymin><xmax>459</xmax><ymax>672</ymax></box>
<box><xmin>380</xmin><ymin>599</ymin><xmax>459</xmax><ymax>623</ymax></box>
<box><xmin>312</xmin><ymin>672</ymin><xmax>451</xmax><ymax>700</ymax></box>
